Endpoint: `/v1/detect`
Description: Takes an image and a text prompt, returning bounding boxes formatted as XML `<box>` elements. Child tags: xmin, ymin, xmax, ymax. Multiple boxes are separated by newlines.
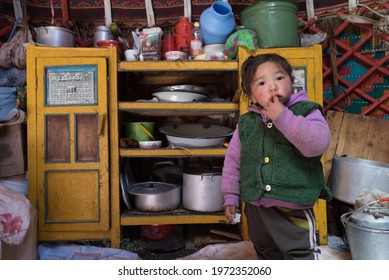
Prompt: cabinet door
<box><xmin>36</xmin><ymin>57</ymin><xmax>109</xmax><ymax>232</ymax></box>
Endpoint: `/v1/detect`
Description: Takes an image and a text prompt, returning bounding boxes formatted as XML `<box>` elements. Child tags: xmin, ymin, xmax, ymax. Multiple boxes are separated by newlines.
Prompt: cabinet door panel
<box><xmin>36</xmin><ymin>57</ymin><xmax>109</xmax><ymax>232</ymax></box>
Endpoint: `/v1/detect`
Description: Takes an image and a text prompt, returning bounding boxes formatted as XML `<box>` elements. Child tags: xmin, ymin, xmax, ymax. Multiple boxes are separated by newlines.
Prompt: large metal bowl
<box><xmin>35</xmin><ymin>26</ymin><xmax>76</xmax><ymax>47</ymax></box>
<box><xmin>154</xmin><ymin>85</ymin><xmax>211</xmax><ymax>96</ymax></box>
<box><xmin>152</xmin><ymin>91</ymin><xmax>208</xmax><ymax>102</ymax></box>
<box><xmin>159</xmin><ymin>123</ymin><xmax>233</xmax><ymax>148</ymax></box>
<box><xmin>329</xmin><ymin>156</ymin><xmax>389</xmax><ymax>205</ymax></box>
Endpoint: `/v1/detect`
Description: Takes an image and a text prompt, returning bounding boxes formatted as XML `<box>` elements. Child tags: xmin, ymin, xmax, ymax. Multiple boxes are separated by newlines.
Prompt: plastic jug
<box><xmin>200</xmin><ymin>1</ymin><xmax>236</xmax><ymax>45</ymax></box>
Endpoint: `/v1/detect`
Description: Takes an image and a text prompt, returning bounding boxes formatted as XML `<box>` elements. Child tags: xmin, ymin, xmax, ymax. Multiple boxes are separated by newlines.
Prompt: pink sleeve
<box><xmin>273</xmin><ymin>107</ymin><xmax>331</xmax><ymax>157</ymax></box>
<box><xmin>221</xmin><ymin>128</ymin><xmax>241</xmax><ymax>207</ymax></box>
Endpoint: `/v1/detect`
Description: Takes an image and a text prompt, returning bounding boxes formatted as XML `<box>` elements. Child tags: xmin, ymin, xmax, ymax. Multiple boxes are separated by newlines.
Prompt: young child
<box><xmin>222</xmin><ymin>53</ymin><xmax>332</xmax><ymax>260</ymax></box>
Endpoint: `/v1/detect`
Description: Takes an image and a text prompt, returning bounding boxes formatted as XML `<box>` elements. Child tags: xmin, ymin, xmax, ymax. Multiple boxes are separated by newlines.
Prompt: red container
<box><xmin>174</xmin><ymin>17</ymin><xmax>193</xmax><ymax>51</ymax></box>
<box><xmin>140</xmin><ymin>224</ymin><xmax>174</xmax><ymax>241</ymax></box>
<box><xmin>163</xmin><ymin>28</ymin><xmax>176</xmax><ymax>59</ymax></box>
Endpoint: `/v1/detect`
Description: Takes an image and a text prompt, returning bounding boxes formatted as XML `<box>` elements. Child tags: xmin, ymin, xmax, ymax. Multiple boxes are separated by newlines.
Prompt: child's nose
<box><xmin>269</xmin><ymin>83</ymin><xmax>278</xmax><ymax>92</ymax></box>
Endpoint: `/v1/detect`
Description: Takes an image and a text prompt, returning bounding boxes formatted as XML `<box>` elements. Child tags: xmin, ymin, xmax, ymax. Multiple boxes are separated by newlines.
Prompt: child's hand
<box><xmin>224</xmin><ymin>205</ymin><xmax>239</xmax><ymax>224</ymax></box>
<box><xmin>261</xmin><ymin>94</ymin><xmax>285</xmax><ymax>120</ymax></box>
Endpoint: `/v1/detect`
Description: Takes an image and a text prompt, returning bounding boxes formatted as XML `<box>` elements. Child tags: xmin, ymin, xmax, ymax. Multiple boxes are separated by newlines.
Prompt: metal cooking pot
<box><xmin>127</xmin><ymin>181</ymin><xmax>181</xmax><ymax>212</ymax></box>
<box><xmin>35</xmin><ymin>26</ymin><xmax>76</xmax><ymax>47</ymax></box>
<box><xmin>93</xmin><ymin>25</ymin><xmax>114</xmax><ymax>47</ymax></box>
<box><xmin>182</xmin><ymin>167</ymin><xmax>224</xmax><ymax>212</ymax></box>
<box><xmin>329</xmin><ymin>156</ymin><xmax>389</xmax><ymax>205</ymax></box>
<box><xmin>341</xmin><ymin>198</ymin><xmax>389</xmax><ymax>259</ymax></box>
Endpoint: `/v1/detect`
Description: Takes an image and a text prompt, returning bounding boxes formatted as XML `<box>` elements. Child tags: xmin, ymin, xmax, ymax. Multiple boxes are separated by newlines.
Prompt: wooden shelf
<box><xmin>121</xmin><ymin>209</ymin><xmax>228</xmax><ymax>225</ymax></box>
<box><xmin>119</xmin><ymin>102</ymin><xmax>239</xmax><ymax>116</ymax></box>
<box><xmin>118</xmin><ymin>60</ymin><xmax>238</xmax><ymax>72</ymax></box>
<box><xmin>120</xmin><ymin>147</ymin><xmax>228</xmax><ymax>157</ymax></box>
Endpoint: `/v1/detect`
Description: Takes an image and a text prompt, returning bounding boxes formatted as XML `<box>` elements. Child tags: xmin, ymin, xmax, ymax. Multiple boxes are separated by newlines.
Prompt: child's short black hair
<box><xmin>241</xmin><ymin>53</ymin><xmax>293</xmax><ymax>97</ymax></box>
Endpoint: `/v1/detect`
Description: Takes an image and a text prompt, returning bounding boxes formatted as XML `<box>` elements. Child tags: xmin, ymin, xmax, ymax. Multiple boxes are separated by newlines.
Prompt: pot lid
<box><xmin>128</xmin><ymin>181</ymin><xmax>180</xmax><ymax>195</ymax></box>
<box><xmin>184</xmin><ymin>166</ymin><xmax>222</xmax><ymax>175</ymax></box>
<box><xmin>350</xmin><ymin>200</ymin><xmax>389</xmax><ymax>230</ymax></box>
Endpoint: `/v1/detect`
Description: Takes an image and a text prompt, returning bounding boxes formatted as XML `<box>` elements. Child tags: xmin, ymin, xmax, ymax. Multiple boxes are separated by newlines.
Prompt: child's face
<box><xmin>249</xmin><ymin>61</ymin><xmax>293</xmax><ymax>108</ymax></box>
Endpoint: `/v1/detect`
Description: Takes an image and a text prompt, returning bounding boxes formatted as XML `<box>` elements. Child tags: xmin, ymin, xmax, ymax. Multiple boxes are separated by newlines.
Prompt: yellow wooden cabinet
<box><xmin>27</xmin><ymin>44</ymin><xmax>327</xmax><ymax>247</ymax></box>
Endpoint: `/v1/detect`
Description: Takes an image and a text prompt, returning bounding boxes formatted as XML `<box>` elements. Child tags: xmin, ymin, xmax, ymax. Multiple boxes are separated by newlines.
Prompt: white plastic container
<box><xmin>124</xmin><ymin>49</ymin><xmax>139</xmax><ymax>61</ymax></box>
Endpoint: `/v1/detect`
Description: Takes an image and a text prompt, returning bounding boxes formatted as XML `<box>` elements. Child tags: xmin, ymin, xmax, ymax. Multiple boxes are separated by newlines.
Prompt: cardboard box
<box><xmin>0</xmin><ymin>123</ymin><xmax>26</xmax><ymax>178</ymax></box>
<box><xmin>139</xmin><ymin>27</ymin><xmax>163</xmax><ymax>61</ymax></box>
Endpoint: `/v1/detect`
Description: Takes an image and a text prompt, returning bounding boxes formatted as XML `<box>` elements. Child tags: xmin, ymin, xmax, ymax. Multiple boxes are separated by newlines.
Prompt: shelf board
<box><xmin>119</xmin><ymin>102</ymin><xmax>239</xmax><ymax>116</ymax></box>
<box><xmin>118</xmin><ymin>60</ymin><xmax>238</xmax><ymax>71</ymax></box>
<box><xmin>121</xmin><ymin>210</ymin><xmax>228</xmax><ymax>225</ymax></box>
<box><xmin>120</xmin><ymin>147</ymin><xmax>228</xmax><ymax>157</ymax></box>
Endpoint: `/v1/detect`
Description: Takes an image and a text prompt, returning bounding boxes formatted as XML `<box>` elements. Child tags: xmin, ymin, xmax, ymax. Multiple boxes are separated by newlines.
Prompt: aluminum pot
<box><xmin>35</xmin><ymin>26</ymin><xmax>76</xmax><ymax>47</ymax></box>
<box><xmin>182</xmin><ymin>168</ymin><xmax>224</xmax><ymax>212</ymax></box>
<box><xmin>329</xmin><ymin>156</ymin><xmax>389</xmax><ymax>205</ymax></box>
<box><xmin>127</xmin><ymin>181</ymin><xmax>181</xmax><ymax>212</ymax></box>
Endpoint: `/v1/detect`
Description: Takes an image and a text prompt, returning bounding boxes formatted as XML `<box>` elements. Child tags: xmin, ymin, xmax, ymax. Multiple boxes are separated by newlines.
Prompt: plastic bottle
<box><xmin>190</xmin><ymin>22</ymin><xmax>203</xmax><ymax>58</ymax></box>
<box><xmin>174</xmin><ymin>17</ymin><xmax>193</xmax><ymax>51</ymax></box>
<box><xmin>162</xmin><ymin>28</ymin><xmax>176</xmax><ymax>60</ymax></box>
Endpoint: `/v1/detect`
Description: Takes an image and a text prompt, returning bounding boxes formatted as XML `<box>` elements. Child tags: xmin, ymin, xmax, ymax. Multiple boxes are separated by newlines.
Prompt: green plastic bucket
<box><xmin>124</xmin><ymin>122</ymin><xmax>155</xmax><ymax>141</ymax></box>
<box><xmin>241</xmin><ymin>0</ymin><xmax>299</xmax><ymax>48</ymax></box>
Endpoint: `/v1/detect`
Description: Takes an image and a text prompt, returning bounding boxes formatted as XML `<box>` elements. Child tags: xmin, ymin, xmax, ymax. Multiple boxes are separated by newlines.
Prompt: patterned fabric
<box><xmin>0</xmin><ymin>182</ymin><xmax>30</xmax><ymax>245</ymax></box>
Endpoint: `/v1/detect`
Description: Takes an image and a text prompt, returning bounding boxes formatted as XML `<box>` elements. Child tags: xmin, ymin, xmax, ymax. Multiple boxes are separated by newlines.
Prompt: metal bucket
<box><xmin>341</xmin><ymin>212</ymin><xmax>389</xmax><ymax>259</ymax></box>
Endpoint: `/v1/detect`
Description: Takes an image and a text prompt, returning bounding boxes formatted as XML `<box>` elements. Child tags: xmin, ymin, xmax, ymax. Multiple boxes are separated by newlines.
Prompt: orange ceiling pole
<box><xmin>61</xmin><ymin>0</ymin><xmax>69</xmax><ymax>26</ymax></box>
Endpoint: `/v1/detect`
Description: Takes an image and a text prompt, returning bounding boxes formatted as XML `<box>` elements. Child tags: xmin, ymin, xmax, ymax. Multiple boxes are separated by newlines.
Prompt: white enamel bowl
<box><xmin>138</xmin><ymin>140</ymin><xmax>162</xmax><ymax>149</ymax></box>
<box><xmin>159</xmin><ymin>123</ymin><xmax>233</xmax><ymax>148</ymax></box>
<box><xmin>152</xmin><ymin>91</ymin><xmax>208</xmax><ymax>102</ymax></box>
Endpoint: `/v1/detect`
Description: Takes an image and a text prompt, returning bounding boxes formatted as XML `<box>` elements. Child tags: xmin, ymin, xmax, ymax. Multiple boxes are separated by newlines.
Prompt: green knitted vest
<box><xmin>238</xmin><ymin>101</ymin><xmax>331</xmax><ymax>205</ymax></box>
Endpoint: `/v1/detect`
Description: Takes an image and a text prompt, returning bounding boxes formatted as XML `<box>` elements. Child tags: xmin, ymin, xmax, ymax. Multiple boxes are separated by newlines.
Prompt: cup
<box><xmin>124</xmin><ymin>122</ymin><xmax>155</xmax><ymax>141</ymax></box>
<box><xmin>125</xmin><ymin>49</ymin><xmax>139</xmax><ymax>61</ymax></box>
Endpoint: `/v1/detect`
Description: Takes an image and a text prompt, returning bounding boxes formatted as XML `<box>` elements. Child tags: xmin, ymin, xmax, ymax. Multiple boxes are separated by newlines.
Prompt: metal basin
<box><xmin>329</xmin><ymin>156</ymin><xmax>389</xmax><ymax>205</ymax></box>
<box><xmin>35</xmin><ymin>26</ymin><xmax>76</xmax><ymax>47</ymax></box>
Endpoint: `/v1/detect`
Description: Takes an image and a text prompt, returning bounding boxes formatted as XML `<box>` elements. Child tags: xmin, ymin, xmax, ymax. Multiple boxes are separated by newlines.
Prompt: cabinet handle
<box><xmin>98</xmin><ymin>114</ymin><xmax>105</xmax><ymax>135</ymax></box>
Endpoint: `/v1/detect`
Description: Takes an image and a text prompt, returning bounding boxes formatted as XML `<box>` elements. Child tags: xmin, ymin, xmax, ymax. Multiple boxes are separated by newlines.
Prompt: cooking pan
<box><xmin>127</xmin><ymin>181</ymin><xmax>181</xmax><ymax>212</ymax></box>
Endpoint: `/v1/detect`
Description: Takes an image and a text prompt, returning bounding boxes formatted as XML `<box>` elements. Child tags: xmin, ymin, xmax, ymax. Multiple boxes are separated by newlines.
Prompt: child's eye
<box><xmin>258</xmin><ymin>81</ymin><xmax>265</xmax><ymax>86</ymax></box>
<box><xmin>276</xmin><ymin>76</ymin><xmax>285</xmax><ymax>81</ymax></box>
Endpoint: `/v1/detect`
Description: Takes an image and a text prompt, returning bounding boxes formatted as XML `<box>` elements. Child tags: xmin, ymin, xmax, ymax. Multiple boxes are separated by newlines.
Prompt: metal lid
<box><xmin>128</xmin><ymin>181</ymin><xmax>180</xmax><ymax>195</ymax></box>
<box><xmin>350</xmin><ymin>203</ymin><xmax>389</xmax><ymax>230</ymax></box>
